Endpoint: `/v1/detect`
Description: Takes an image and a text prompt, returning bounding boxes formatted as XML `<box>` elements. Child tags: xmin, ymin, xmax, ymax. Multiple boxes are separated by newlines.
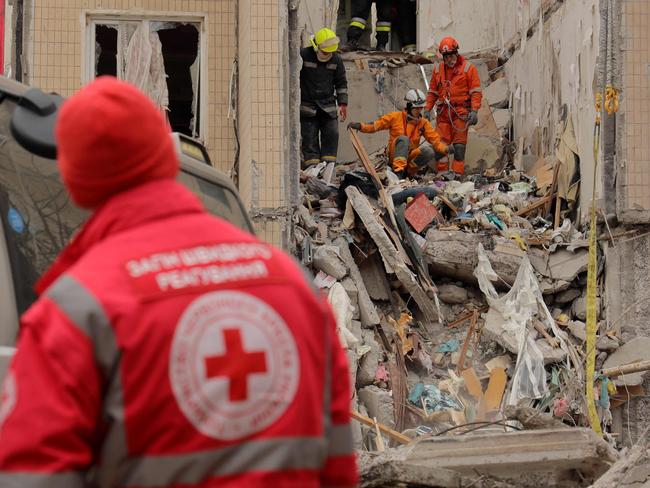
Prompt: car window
<box><xmin>0</xmin><ymin>99</ymin><xmax>87</xmax><ymax>315</ymax></box>
<box><xmin>1</xmin><ymin>96</ymin><xmax>252</xmax><ymax>316</ymax></box>
<box><xmin>177</xmin><ymin>171</ymin><xmax>253</xmax><ymax>233</ymax></box>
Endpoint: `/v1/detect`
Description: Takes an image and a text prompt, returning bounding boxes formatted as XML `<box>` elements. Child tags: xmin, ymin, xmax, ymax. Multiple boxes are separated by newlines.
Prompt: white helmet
<box><xmin>405</xmin><ymin>89</ymin><xmax>426</xmax><ymax>108</ymax></box>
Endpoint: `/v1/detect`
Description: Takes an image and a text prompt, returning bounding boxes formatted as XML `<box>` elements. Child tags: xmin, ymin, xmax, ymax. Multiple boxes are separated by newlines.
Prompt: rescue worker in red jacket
<box><xmin>348</xmin><ymin>89</ymin><xmax>451</xmax><ymax>179</ymax></box>
<box><xmin>424</xmin><ymin>36</ymin><xmax>483</xmax><ymax>175</ymax></box>
<box><xmin>0</xmin><ymin>77</ymin><xmax>357</xmax><ymax>487</ymax></box>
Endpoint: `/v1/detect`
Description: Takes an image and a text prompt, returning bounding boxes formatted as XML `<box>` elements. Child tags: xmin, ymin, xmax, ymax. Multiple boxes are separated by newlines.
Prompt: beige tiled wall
<box><xmin>27</xmin><ymin>0</ymin><xmax>236</xmax><ymax>175</ymax></box>
<box><xmin>237</xmin><ymin>0</ymin><xmax>289</xmax><ymax>247</ymax></box>
<box><xmin>620</xmin><ymin>0</ymin><xmax>650</xmax><ymax>212</ymax></box>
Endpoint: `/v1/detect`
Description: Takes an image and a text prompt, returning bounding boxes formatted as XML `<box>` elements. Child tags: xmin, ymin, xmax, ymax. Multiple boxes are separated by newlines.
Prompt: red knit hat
<box><xmin>56</xmin><ymin>76</ymin><xmax>178</xmax><ymax>208</ymax></box>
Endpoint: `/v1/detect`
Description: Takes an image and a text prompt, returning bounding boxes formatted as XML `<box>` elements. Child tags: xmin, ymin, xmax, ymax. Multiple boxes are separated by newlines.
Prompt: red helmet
<box><xmin>439</xmin><ymin>36</ymin><xmax>459</xmax><ymax>55</ymax></box>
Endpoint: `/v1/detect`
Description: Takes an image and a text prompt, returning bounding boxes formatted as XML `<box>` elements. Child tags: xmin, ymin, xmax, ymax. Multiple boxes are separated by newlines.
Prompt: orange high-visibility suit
<box><xmin>425</xmin><ymin>55</ymin><xmax>482</xmax><ymax>174</ymax></box>
<box><xmin>359</xmin><ymin>110</ymin><xmax>447</xmax><ymax>175</ymax></box>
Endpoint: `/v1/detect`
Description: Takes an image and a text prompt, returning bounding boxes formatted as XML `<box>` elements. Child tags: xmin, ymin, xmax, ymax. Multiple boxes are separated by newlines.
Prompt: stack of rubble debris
<box><xmin>295</xmin><ymin>53</ymin><xmax>650</xmax><ymax>487</ymax></box>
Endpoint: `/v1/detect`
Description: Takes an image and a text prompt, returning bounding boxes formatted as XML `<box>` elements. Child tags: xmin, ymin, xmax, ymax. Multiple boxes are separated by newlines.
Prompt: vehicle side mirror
<box><xmin>10</xmin><ymin>88</ymin><xmax>63</xmax><ymax>159</ymax></box>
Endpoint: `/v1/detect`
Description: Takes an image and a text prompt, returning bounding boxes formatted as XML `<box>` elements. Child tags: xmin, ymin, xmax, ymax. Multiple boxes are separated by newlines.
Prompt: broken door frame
<box><xmin>80</xmin><ymin>9</ymin><xmax>208</xmax><ymax>142</ymax></box>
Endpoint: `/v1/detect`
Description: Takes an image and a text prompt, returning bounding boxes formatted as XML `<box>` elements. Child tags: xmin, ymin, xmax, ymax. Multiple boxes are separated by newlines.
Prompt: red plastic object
<box><xmin>404</xmin><ymin>193</ymin><xmax>441</xmax><ymax>233</ymax></box>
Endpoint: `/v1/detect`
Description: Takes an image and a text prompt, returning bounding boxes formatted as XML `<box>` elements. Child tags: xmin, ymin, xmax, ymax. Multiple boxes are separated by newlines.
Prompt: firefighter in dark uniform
<box><xmin>300</xmin><ymin>28</ymin><xmax>348</xmax><ymax>168</ymax></box>
<box><xmin>395</xmin><ymin>0</ymin><xmax>417</xmax><ymax>52</ymax></box>
<box><xmin>346</xmin><ymin>0</ymin><xmax>393</xmax><ymax>51</ymax></box>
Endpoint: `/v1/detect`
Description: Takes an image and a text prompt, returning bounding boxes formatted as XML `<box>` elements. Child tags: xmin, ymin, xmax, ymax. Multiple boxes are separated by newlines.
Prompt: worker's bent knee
<box><xmin>453</xmin><ymin>143</ymin><xmax>466</xmax><ymax>161</ymax></box>
<box><xmin>413</xmin><ymin>145</ymin><xmax>435</xmax><ymax>167</ymax></box>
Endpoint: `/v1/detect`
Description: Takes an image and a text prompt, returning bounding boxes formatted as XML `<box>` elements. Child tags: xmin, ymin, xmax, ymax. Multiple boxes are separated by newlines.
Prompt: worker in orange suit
<box><xmin>348</xmin><ymin>89</ymin><xmax>451</xmax><ymax>179</ymax></box>
<box><xmin>424</xmin><ymin>36</ymin><xmax>483</xmax><ymax>175</ymax></box>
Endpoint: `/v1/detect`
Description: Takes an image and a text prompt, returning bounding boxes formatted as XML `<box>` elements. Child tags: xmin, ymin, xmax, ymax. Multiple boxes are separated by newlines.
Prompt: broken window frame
<box><xmin>82</xmin><ymin>11</ymin><xmax>207</xmax><ymax>141</ymax></box>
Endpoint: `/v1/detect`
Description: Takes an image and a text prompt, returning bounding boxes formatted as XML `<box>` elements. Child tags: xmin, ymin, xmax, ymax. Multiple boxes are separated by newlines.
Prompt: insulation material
<box><xmin>124</xmin><ymin>22</ymin><xmax>169</xmax><ymax>113</ymax></box>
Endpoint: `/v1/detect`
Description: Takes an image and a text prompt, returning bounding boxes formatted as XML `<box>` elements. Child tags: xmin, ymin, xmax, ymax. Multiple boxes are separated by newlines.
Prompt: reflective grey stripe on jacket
<box><xmin>46</xmin><ymin>274</ymin><xmax>119</xmax><ymax>379</ymax></box>
<box><xmin>46</xmin><ymin>274</ymin><xmax>129</xmax><ymax>487</ymax></box>
<box><xmin>300</xmin><ymin>104</ymin><xmax>318</xmax><ymax>116</ymax></box>
<box><xmin>327</xmin><ymin>424</ymin><xmax>353</xmax><ymax>457</ymax></box>
<box><xmin>0</xmin><ymin>472</ymin><xmax>85</xmax><ymax>488</ymax></box>
<box><xmin>121</xmin><ymin>437</ymin><xmax>328</xmax><ymax>486</ymax></box>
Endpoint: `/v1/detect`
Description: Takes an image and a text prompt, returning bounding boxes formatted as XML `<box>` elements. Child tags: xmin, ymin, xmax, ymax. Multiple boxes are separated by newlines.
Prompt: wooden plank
<box><xmin>348</xmin><ymin>128</ymin><xmax>400</xmax><ymax>232</ymax></box>
<box><xmin>462</xmin><ymin>367</ymin><xmax>483</xmax><ymax>400</ymax></box>
<box><xmin>351</xmin><ymin>411</ymin><xmax>411</xmax><ymax>445</ymax></box>
<box><xmin>448</xmin><ymin>306</ymin><xmax>489</xmax><ymax>329</ymax></box>
<box><xmin>544</xmin><ymin>161</ymin><xmax>561</xmax><ymax>217</ymax></box>
<box><xmin>373</xmin><ymin>417</ymin><xmax>386</xmax><ymax>451</ymax></box>
<box><xmin>484</xmin><ymin>368</ymin><xmax>507</xmax><ymax>413</ymax></box>
<box><xmin>514</xmin><ymin>194</ymin><xmax>556</xmax><ymax>217</ymax></box>
<box><xmin>437</xmin><ymin>195</ymin><xmax>459</xmax><ymax>215</ymax></box>
<box><xmin>456</xmin><ymin>311</ymin><xmax>478</xmax><ymax>373</ymax></box>
<box><xmin>600</xmin><ymin>359</ymin><xmax>650</xmax><ymax>378</ymax></box>
<box><xmin>533</xmin><ymin>320</ymin><xmax>559</xmax><ymax>348</ymax></box>
<box><xmin>554</xmin><ymin>193</ymin><xmax>562</xmax><ymax>229</ymax></box>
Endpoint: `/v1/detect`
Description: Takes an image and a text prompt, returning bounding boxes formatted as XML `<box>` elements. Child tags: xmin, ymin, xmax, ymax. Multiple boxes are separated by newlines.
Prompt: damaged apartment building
<box><xmin>5</xmin><ymin>0</ymin><xmax>304</xmax><ymax>247</ymax></box>
<box><xmin>4</xmin><ymin>0</ymin><xmax>650</xmax><ymax>475</ymax></box>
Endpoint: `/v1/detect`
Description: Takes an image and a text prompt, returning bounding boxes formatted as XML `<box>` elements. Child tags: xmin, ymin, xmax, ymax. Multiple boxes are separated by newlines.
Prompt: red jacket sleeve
<box><xmin>425</xmin><ymin>66</ymin><xmax>440</xmax><ymax>111</ymax></box>
<box><xmin>467</xmin><ymin>64</ymin><xmax>483</xmax><ymax>112</ymax></box>
<box><xmin>0</xmin><ymin>297</ymin><xmax>101</xmax><ymax>485</ymax></box>
<box><xmin>320</xmin><ymin>304</ymin><xmax>358</xmax><ymax>487</ymax></box>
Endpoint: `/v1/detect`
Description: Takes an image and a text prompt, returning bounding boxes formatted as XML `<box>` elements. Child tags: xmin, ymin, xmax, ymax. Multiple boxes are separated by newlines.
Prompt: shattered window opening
<box><xmin>90</xmin><ymin>19</ymin><xmax>201</xmax><ymax>139</ymax></box>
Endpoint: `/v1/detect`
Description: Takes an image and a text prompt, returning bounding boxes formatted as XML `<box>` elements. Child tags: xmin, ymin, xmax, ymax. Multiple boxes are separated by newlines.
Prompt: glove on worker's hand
<box><xmin>467</xmin><ymin>110</ymin><xmax>479</xmax><ymax>126</ymax></box>
<box><xmin>423</xmin><ymin>109</ymin><xmax>431</xmax><ymax>121</ymax></box>
<box><xmin>348</xmin><ymin>122</ymin><xmax>362</xmax><ymax>131</ymax></box>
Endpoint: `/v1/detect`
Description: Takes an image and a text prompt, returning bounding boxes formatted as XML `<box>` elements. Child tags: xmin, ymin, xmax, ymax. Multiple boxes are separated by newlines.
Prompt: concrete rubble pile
<box><xmin>293</xmin><ymin>53</ymin><xmax>650</xmax><ymax>487</ymax></box>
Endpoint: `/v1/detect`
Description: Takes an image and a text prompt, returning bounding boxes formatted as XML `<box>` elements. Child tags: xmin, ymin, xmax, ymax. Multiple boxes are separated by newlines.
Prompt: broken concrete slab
<box><xmin>358</xmin><ymin>385</ymin><xmax>396</xmax><ymax>430</ymax></box>
<box><xmin>484</xmin><ymin>77</ymin><xmax>510</xmax><ymax>108</ymax></box>
<box><xmin>571</xmin><ymin>292</ymin><xmax>602</xmax><ymax>322</ymax></box>
<box><xmin>530</xmin><ymin>248</ymin><xmax>589</xmax><ymax>283</ymax></box>
<box><xmin>596</xmin><ymin>335</ymin><xmax>620</xmax><ymax>352</ymax></box>
<box><xmin>590</xmin><ymin>436</ymin><xmax>650</xmax><ymax>488</ymax></box>
<box><xmin>492</xmin><ymin>108</ymin><xmax>512</xmax><ymax>133</ymax></box>
<box><xmin>568</xmin><ymin>320</ymin><xmax>587</xmax><ymax>342</ymax></box>
<box><xmin>483</xmin><ymin>308</ymin><xmax>566</xmax><ymax>364</ymax></box>
<box><xmin>602</xmin><ymin>337</ymin><xmax>650</xmax><ymax>387</ymax></box>
<box><xmin>359</xmin><ymin>253</ymin><xmax>392</xmax><ymax>301</ymax></box>
<box><xmin>361</xmin><ymin>457</ymin><xmax>461</xmax><ymax>488</ymax></box>
<box><xmin>346</xmin><ymin>186</ymin><xmax>439</xmax><ymax>323</ymax></box>
<box><xmin>555</xmin><ymin>288</ymin><xmax>581</xmax><ymax>305</ymax></box>
<box><xmin>297</xmin><ymin>204</ymin><xmax>319</xmax><ymax>234</ymax></box>
<box><xmin>437</xmin><ymin>284</ymin><xmax>469</xmax><ymax>305</ymax></box>
<box><xmin>357</xmin><ymin>330</ymin><xmax>383</xmax><ymax>388</ymax></box>
<box><xmin>313</xmin><ymin>245</ymin><xmax>348</xmax><ymax>279</ymax></box>
<box><xmin>423</xmin><ymin>231</ymin><xmax>524</xmax><ymax>286</ymax></box>
<box><xmin>475</xmin><ymin>99</ymin><xmax>500</xmax><ymax>139</ymax></box>
<box><xmin>335</xmin><ymin>236</ymin><xmax>381</xmax><ymax>328</ymax></box>
<box><xmin>539</xmin><ymin>278</ymin><xmax>572</xmax><ymax>295</ymax></box>
<box><xmin>465</xmin><ymin>132</ymin><xmax>502</xmax><ymax>174</ymax></box>
<box><xmin>405</xmin><ymin>428</ymin><xmax>617</xmax><ymax>480</ymax></box>
<box><xmin>341</xmin><ymin>276</ymin><xmax>359</xmax><ymax>304</ymax></box>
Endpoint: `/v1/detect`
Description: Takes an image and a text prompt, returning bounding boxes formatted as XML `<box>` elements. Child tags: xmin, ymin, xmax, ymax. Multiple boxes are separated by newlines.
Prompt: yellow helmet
<box><xmin>311</xmin><ymin>28</ymin><xmax>339</xmax><ymax>53</ymax></box>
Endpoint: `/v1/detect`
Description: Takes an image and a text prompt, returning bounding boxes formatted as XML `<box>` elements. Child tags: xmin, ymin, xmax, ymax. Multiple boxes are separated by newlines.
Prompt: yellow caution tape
<box><xmin>586</xmin><ymin>93</ymin><xmax>603</xmax><ymax>436</ymax></box>
<box><xmin>604</xmin><ymin>85</ymin><xmax>619</xmax><ymax>115</ymax></box>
